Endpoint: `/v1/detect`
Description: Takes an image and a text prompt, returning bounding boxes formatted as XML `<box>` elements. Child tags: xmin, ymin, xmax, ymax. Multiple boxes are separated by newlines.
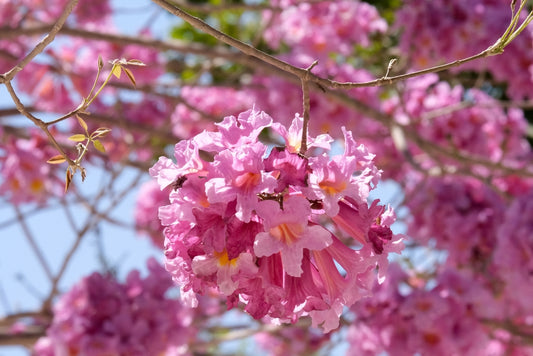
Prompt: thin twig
<box><xmin>4</xmin><ymin>81</ymin><xmax>76</xmax><ymax>166</ymax></box>
<box><xmin>43</xmin><ymin>168</ymin><xmax>144</xmax><ymax>307</ymax></box>
<box><xmin>0</xmin><ymin>25</ymin><xmax>248</xmax><ymax>64</ymax></box>
<box><xmin>0</xmin><ymin>0</ymin><xmax>79</xmax><ymax>83</ymax></box>
<box><xmin>13</xmin><ymin>206</ymin><xmax>54</xmax><ymax>282</ymax></box>
<box><xmin>299</xmin><ymin>60</ymin><xmax>318</xmax><ymax>155</ymax></box>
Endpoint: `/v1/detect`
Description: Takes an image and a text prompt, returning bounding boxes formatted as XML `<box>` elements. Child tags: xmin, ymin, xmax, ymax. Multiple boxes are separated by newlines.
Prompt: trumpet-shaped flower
<box><xmin>254</xmin><ymin>196</ymin><xmax>332</xmax><ymax>277</ymax></box>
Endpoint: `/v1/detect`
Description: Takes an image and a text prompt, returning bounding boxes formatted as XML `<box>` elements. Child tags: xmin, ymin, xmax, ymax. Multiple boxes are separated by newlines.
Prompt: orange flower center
<box><xmin>319</xmin><ymin>180</ymin><xmax>347</xmax><ymax>195</ymax></box>
<box><xmin>270</xmin><ymin>223</ymin><xmax>304</xmax><ymax>245</ymax></box>
<box><xmin>234</xmin><ymin>172</ymin><xmax>261</xmax><ymax>192</ymax></box>
<box><xmin>215</xmin><ymin>250</ymin><xmax>237</xmax><ymax>267</ymax></box>
<box><xmin>30</xmin><ymin>179</ymin><xmax>44</xmax><ymax>193</ymax></box>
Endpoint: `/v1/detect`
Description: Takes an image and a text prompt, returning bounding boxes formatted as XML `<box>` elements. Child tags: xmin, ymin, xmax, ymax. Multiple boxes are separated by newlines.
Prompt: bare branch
<box><xmin>1</xmin><ymin>0</ymin><xmax>79</xmax><ymax>83</ymax></box>
<box><xmin>152</xmin><ymin>0</ymin><xmax>528</xmax><ymax>91</ymax></box>
<box><xmin>13</xmin><ymin>206</ymin><xmax>54</xmax><ymax>283</ymax></box>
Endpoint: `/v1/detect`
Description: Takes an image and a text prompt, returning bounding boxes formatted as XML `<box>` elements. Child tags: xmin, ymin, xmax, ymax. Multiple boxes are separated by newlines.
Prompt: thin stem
<box><xmin>4</xmin><ymin>81</ymin><xmax>76</xmax><ymax>167</ymax></box>
<box><xmin>13</xmin><ymin>206</ymin><xmax>54</xmax><ymax>282</ymax></box>
<box><xmin>84</xmin><ymin>65</ymin><xmax>117</xmax><ymax>108</ymax></box>
<box><xmin>299</xmin><ymin>60</ymin><xmax>318</xmax><ymax>155</ymax></box>
<box><xmin>43</xmin><ymin>169</ymin><xmax>143</xmax><ymax>307</ymax></box>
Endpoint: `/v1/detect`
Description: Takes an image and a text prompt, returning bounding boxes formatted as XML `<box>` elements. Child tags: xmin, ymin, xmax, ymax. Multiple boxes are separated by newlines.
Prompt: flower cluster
<box><xmin>493</xmin><ymin>190</ymin><xmax>533</xmax><ymax>319</ymax></box>
<box><xmin>0</xmin><ymin>132</ymin><xmax>62</xmax><ymax>205</ymax></box>
<box><xmin>33</xmin><ymin>258</ymin><xmax>193</xmax><ymax>356</ymax></box>
<box><xmin>382</xmin><ymin>74</ymin><xmax>531</xmax><ymax>183</ymax></box>
<box><xmin>406</xmin><ymin>176</ymin><xmax>505</xmax><ymax>268</ymax></box>
<box><xmin>395</xmin><ymin>0</ymin><xmax>533</xmax><ymax>100</ymax></box>
<box><xmin>263</xmin><ymin>0</ymin><xmax>387</xmax><ymax>59</ymax></box>
<box><xmin>346</xmin><ymin>263</ymin><xmax>533</xmax><ymax>356</ymax></box>
<box><xmin>171</xmin><ymin>86</ymin><xmax>254</xmax><ymax>138</ymax></box>
<box><xmin>150</xmin><ymin>108</ymin><xmax>403</xmax><ymax>332</ymax></box>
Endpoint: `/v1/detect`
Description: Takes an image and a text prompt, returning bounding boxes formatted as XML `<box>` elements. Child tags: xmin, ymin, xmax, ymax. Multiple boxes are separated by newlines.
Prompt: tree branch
<box><xmin>151</xmin><ymin>0</ymin><xmax>527</xmax><ymax>91</ymax></box>
<box><xmin>0</xmin><ymin>0</ymin><xmax>79</xmax><ymax>83</ymax></box>
<box><xmin>13</xmin><ymin>206</ymin><xmax>54</xmax><ymax>283</ymax></box>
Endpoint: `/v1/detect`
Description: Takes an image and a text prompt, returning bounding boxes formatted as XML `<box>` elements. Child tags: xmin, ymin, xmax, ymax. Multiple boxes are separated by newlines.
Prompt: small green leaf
<box><xmin>122</xmin><ymin>67</ymin><xmax>136</xmax><ymax>87</ymax></box>
<box><xmin>92</xmin><ymin>139</ymin><xmax>106</xmax><ymax>153</ymax></box>
<box><xmin>77</xmin><ymin>115</ymin><xmax>88</xmax><ymax>132</ymax></box>
<box><xmin>111</xmin><ymin>64</ymin><xmax>122</xmax><ymax>79</ymax></box>
<box><xmin>69</xmin><ymin>134</ymin><xmax>87</xmax><ymax>142</ymax></box>
<box><xmin>47</xmin><ymin>155</ymin><xmax>67</xmax><ymax>164</ymax></box>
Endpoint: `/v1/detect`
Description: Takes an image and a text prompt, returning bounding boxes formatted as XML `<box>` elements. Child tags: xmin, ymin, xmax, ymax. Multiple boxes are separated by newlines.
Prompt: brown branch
<box><xmin>43</xmin><ymin>169</ymin><xmax>144</xmax><ymax>308</ymax></box>
<box><xmin>483</xmin><ymin>318</ymin><xmax>533</xmax><ymax>346</ymax></box>
<box><xmin>0</xmin><ymin>312</ymin><xmax>50</xmax><ymax>347</ymax></box>
<box><xmin>0</xmin><ymin>107</ymin><xmax>36</xmax><ymax>118</ymax></box>
<box><xmin>151</xmin><ymin>0</ymin><xmax>519</xmax><ymax>91</ymax></box>
<box><xmin>0</xmin><ymin>25</ymin><xmax>248</xmax><ymax>64</ymax></box>
<box><xmin>0</xmin><ymin>329</ymin><xmax>44</xmax><ymax>347</ymax></box>
<box><xmin>0</xmin><ymin>0</ymin><xmax>79</xmax><ymax>83</ymax></box>
<box><xmin>3</xmin><ymin>81</ymin><xmax>77</xmax><ymax>167</ymax></box>
<box><xmin>13</xmin><ymin>206</ymin><xmax>54</xmax><ymax>282</ymax></box>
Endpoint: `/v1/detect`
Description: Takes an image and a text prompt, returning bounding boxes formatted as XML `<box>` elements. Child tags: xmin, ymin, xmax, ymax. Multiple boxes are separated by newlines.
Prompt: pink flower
<box><xmin>263</xmin><ymin>0</ymin><xmax>386</xmax><ymax>59</ymax></box>
<box><xmin>254</xmin><ymin>196</ymin><xmax>332</xmax><ymax>277</ymax></box>
<box><xmin>271</xmin><ymin>113</ymin><xmax>333</xmax><ymax>154</ymax></box>
<box><xmin>192</xmin><ymin>250</ymin><xmax>258</xmax><ymax>295</ymax></box>
<box><xmin>193</xmin><ymin>108</ymin><xmax>273</xmax><ymax>152</ymax></box>
<box><xmin>0</xmin><ymin>134</ymin><xmax>61</xmax><ymax>205</ymax></box>
<box><xmin>205</xmin><ymin>142</ymin><xmax>277</xmax><ymax>222</ymax></box>
<box><xmin>149</xmin><ymin>139</ymin><xmax>208</xmax><ymax>190</ymax></box>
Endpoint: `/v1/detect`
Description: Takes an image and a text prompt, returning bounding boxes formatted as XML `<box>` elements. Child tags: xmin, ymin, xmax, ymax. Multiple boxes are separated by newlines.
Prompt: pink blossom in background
<box><xmin>73</xmin><ymin>0</ymin><xmax>112</xmax><ymax>25</ymax></box>
<box><xmin>0</xmin><ymin>133</ymin><xmax>62</xmax><ymax>205</ymax></box>
<box><xmin>395</xmin><ymin>0</ymin><xmax>533</xmax><ymax>100</ymax></box>
<box><xmin>382</xmin><ymin>74</ymin><xmax>531</xmax><ymax>185</ymax></box>
<box><xmin>493</xmin><ymin>190</ymin><xmax>533</xmax><ymax>318</ymax></box>
<box><xmin>263</xmin><ymin>0</ymin><xmax>386</xmax><ymax>59</ymax></box>
<box><xmin>171</xmin><ymin>86</ymin><xmax>254</xmax><ymax>138</ymax></box>
<box><xmin>33</xmin><ymin>258</ymin><xmax>193</xmax><ymax>356</ymax></box>
<box><xmin>16</xmin><ymin>62</ymin><xmax>75</xmax><ymax>113</ymax></box>
<box><xmin>405</xmin><ymin>176</ymin><xmax>505</xmax><ymax>268</ymax></box>
<box><xmin>347</xmin><ymin>264</ymin><xmax>525</xmax><ymax>356</ymax></box>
